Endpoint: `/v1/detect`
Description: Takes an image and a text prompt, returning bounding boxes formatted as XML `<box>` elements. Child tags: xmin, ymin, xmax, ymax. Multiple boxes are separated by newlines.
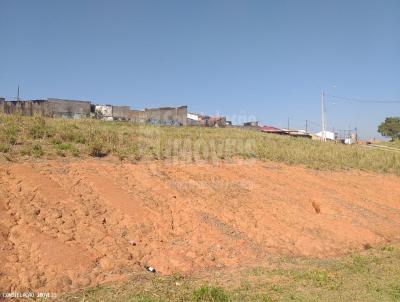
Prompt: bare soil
<box><xmin>1</xmin><ymin>158</ymin><xmax>400</xmax><ymax>293</ymax></box>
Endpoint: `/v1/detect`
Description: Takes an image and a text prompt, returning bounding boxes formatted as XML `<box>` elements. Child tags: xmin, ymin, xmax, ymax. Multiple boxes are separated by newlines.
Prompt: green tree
<box><xmin>378</xmin><ymin>117</ymin><xmax>400</xmax><ymax>141</ymax></box>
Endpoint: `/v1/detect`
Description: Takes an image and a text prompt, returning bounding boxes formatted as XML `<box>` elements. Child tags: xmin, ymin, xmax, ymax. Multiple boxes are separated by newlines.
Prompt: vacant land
<box><xmin>1</xmin><ymin>114</ymin><xmax>400</xmax><ymax>301</ymax></box>
<box><xmin>1</xmin><ymin>159</ymin><xmax>400</xmax><ymax>298</ymax></box>
<box><xmin>1</xmin><ymin>114</ymin><xmax>400</xmax><ymax>174</ymax></box>
<box><xmin>64</xmin><ymin>244</ymin><xmax>400</xmax><ymax>301</ymax></box>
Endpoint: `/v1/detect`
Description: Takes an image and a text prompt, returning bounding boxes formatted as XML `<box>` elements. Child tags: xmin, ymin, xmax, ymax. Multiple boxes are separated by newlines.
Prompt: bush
<box><xmin>88</xmin><ymin>139</ymin><xmax>109</xmax><ymax>157</ymax></box>
<box><xmin>32</xmin><ymin>144</ymin><xmax>44</xmax><ymax>157</ymax></box>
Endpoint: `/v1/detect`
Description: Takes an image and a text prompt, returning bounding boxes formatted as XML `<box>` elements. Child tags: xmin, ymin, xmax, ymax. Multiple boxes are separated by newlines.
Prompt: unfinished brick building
<box><xmin>129</xmin><ymin>106</ymin><xmax>188</xmax><ymax>125</ymax></box>
<box><xmin>1</xmin><ymin>98</ymin><xmax>91</xmax><ymax>118</ymax></box>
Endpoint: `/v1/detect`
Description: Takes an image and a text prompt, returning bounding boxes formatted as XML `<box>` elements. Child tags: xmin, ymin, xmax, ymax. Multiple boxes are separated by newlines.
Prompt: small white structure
<box><xmin>315</xmin><ymin>130</ymin><xmax>336</xmax><ymax>141</ymax></box>
<box><xmin>344</xmin><ymin>137</ymin><xmax>354</xmax><ymax>145</ymax></box>
<box><xmin>95</xmin><ymin>105</ymin><xmax>113</xmax><ymax>121</ymax></box>
<box><xmin>187</xmin><ymin>112</ymin><xmax>201</xmax><ymax>125</ymax></box>
<box><xmin>187</xmin><ymin>113</ymin><xmax>200</xmax><ymax>121</ymax></box>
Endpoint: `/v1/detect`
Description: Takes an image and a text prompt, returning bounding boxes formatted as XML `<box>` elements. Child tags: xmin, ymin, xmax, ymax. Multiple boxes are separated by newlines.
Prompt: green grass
<box><xmin>1</xmin><ymin>113</ymin><xmax>400</xmax><ymax>175</ymax></box>
<box><xmin>63</xmin><ymin>244</ymin><xmax>400</xmax><ymax>301</ymax></box>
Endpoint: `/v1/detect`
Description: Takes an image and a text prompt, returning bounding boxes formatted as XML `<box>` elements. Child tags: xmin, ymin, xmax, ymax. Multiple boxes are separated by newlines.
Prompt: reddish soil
<box><xmin>1</xmin><ymin>159</ymin><xmax>400</xmax><ymax>293</ymax></box>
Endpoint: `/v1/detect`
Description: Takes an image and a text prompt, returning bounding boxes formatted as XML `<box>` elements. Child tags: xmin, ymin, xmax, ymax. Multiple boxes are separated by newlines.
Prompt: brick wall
<box><xmin>144</xmin><ymin>106</ymin><xmax>187</xmax><ymax>125</ymax></box>
<box><xmin>112</xmin><ymin>105</ymin><xmax>130</xmax><ymax>120</ymax></box>
<box><xmin>47</xmin><ymin>98</ymin><xmax>91</xmax><ymax>118</ymax></box>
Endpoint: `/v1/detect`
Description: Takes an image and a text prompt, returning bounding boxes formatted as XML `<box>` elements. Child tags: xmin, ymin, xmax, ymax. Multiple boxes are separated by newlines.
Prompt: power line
<box><xmin>325</xmin><ymin>94</ymin><xmax>400</xmax><ymax>104</ymax></box>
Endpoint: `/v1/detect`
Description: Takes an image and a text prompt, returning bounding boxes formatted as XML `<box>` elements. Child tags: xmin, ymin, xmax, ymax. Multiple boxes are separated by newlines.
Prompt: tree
<box><xmin>378</xmin><ymin>117</ymin><xmax>400</xmax><ymax>141</ymax></box>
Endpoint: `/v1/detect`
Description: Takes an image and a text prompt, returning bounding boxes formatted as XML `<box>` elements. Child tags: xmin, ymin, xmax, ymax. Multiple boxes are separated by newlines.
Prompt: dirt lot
<box><xmin>1</xmin><ymin>158</ymin><xmax>400</xmax><ymax>293</ymax></box>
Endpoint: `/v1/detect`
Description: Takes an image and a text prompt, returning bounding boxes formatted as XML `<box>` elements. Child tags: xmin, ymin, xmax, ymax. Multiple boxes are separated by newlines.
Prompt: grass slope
<box><xmin>64</xmin><ymin>244</ymin><xmax>400</xmax><ymax>302</ymax></box>
<box><xmin>1</xmin><ymin>114</ymin><xmax>400</xmax><ymax>174</ymax></box>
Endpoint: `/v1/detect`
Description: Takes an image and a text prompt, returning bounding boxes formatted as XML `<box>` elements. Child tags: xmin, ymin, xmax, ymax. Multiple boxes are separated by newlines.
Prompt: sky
<box><xmin>0</xmin><ymin>0</ymin><xmax>399</xmax><ymax>139</ymax></box>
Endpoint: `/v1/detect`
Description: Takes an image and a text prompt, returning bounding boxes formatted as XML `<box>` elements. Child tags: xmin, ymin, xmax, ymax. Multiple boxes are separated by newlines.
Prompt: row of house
<box><xmin>260</xmin><ymin>124</ymin><xmax>357</xmax><ymax>144</ymax></box>
<box><xmin>0</xmin><ymin>97</ymin><xmax>233</xmax><ymax>127</ymax></box>
<box><xmin>0</xmin><ymin>96</ymin><xmax>357</xmax><ymax>143</ymax></box>
<box><xmin>0</xmin><ymin>97</ymin><xmax>190</xmax><ymax>126</ymax></box>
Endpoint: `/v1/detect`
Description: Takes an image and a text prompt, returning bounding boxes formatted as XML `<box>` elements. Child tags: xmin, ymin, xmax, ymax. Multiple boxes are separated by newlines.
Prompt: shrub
<box><xmin>32</xmin><ymin>144</ymin><xmax>44</xmax><ymax>157</ymax></box>
<box><xmin>88</xmin><ymin>139</ymin><xmax>109</xmax><ymax>157</ymax></box>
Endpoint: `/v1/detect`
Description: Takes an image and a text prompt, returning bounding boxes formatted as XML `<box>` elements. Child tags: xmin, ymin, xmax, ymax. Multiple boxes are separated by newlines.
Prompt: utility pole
<box><xmin>287</xmin><ymin>117</ymin><xmax>290</xmax><ymax>130</ymax></box>
<box><xmin>321</xmin><ymin>91</ymin><xmax>326</xmax><ymax>141</ymax></box>
<box><xmin>305</xmin><ymin>120</ymin><xmax>308</xmax><ymax>133</ymax></box>
<box><xmin>17</xmin><ymin>85</ymin><xmax>20</xmax><ymax>102</ymax></box>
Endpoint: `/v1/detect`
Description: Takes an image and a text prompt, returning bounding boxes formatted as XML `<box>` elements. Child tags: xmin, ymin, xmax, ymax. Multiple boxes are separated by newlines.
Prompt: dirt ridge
<box><xmin>1</xmin><ymin>159</ymin><xmax>400</xmax><ymax>293</ymax></box>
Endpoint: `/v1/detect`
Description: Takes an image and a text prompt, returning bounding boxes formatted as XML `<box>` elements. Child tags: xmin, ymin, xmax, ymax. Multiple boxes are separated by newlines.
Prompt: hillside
<box><xmin>1</xmin><ymin>114</ymin><xmax>400</xmax><ymax>174</ymax></box>
<box><xmin>1</xmin><ymin>114</ymin><xmax>400</xmax><ymax>301</ymax></box>
<box><xmin>1</xmin><ymin>159</ymin><xmax>400</xmax><ymax>296</ymax></box>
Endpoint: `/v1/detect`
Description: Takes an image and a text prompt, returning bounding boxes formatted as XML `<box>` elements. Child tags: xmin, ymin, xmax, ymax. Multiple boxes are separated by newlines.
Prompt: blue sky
<box><xmin>1</xmin><ymin>0</ymin><xmax>399</xmax><ymax>138</ymax></box>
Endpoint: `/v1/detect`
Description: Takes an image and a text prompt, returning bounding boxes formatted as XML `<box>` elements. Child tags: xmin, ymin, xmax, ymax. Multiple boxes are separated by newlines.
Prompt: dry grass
<box><xmin>381</xmin><ymin>139</ymin><xmax>400</xmax><ymax>149</ymax></box>
<box><xmin>1</xmin><ymin>113</ymin><xmax>400</xmax><ymax>175</ymax></box>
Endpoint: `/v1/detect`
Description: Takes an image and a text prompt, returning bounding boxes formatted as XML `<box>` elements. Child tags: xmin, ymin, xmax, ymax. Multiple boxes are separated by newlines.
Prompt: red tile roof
<box><xmin>260</xmin><ymin>125</ymin><xmax>284</xmax><ymax>133</ymax></box>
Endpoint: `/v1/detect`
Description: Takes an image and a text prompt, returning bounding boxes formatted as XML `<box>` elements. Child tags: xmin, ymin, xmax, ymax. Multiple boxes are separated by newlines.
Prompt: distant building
<box><xmin>315</xmin><ymin>130</ymin><xmax>336</xmax><ymax>141</ymax></box>
<box><xmin>286</xmin><ymin>129</ymin><xmax>312</xmax><ymax>138</ymax></box>
<box><xmin>0</xmin><ymin>97</ymin><xmax>5</xmax><ymax>113</ymax></box>
<box><xmin>129</xmin><ymin>106</ymin><xmax>188</xmax><ymax>125</ymax></box>
<box><xmin>46</xmin><ymin>98</ymin><xmax>91</xmax><ymax>118</ymax></box>
<box><xmin>146</xmin><ymin>106</ymin><xmax>188</xmax><ymax>125</ymax></box>
<box><xmin>208</xmin><ymin>116</ymin><xmax>226</xmax><ymax>127</ymax></box>
<box><xmin>93</xmin><ymin>104</ymin><xmax>132</xmax><ymax>121</ymax></box>
<box><xmin>187</xmin><ymin>113</ymin><xmax>200</xmax><ymax>125</ymax></box>
<box><xmin>260</xmin><ymin>126</ymin><xmax>311</xmax><ymax>138</ymax></box>
<box><xmin>93</xmin><ymin>105</ymin><xmax>113</xmax><ymax>120</ymax></box>
<box><xmin>344</xmin><ymin>138</ymin><xmax>353</xmax><ymax>144</ymax></box>
<box><xmin>243</xmin><ymin>121</ymin><xmax>260</xmax><ymax>127</ymax></box>
<box><xmin>2</xmin><ymin>98</ymin><xmax>91</xmax><ymax>118</ymax></box>
<box><xmin>129</xmin><ymin>109</ymin><xmax>147</xmax><ymax>123</ymax></box>
<box><xmin>112</xmin><ymin>105</ymin><xmax>131</xmax><ymax>121</ymax></box>
<box><xmin>0</xmin><ymin>95</ymin><xmax>189</xmax><ymax>126</ymax></box>
<box><xmin>195</xmin><ymin>115</ymin><xmax>227</xmax><ymax>127</ymax></box>
<box><xmin>260</xmin><ymin>125</ymin><xmax>286</xmax><ymax>134</ymax></box>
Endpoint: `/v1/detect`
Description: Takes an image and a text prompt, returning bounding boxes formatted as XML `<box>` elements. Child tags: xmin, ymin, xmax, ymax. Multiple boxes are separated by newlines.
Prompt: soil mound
<box><xmin>1</xmin><ymin>159</ymin><xmax>400</xmax><ymax>292</ymax></box>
